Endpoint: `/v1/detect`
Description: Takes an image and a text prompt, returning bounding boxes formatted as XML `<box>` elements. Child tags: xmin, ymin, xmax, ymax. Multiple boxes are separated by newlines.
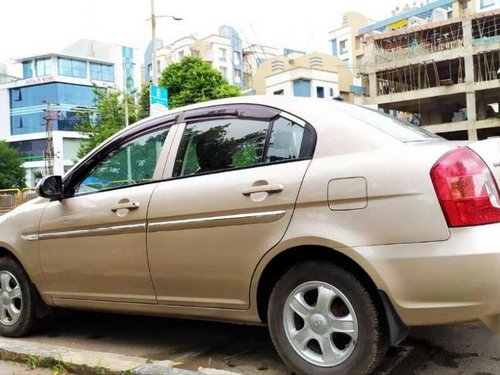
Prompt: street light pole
<box><xmin>151</xmin><ymin>0</ymin><xmax>158</xmax><ymax>86</ymax></box>
<box><xmin>149</xmin><ymin>0</ymin><xmax>182</xmax><ymax>86</ymax></box>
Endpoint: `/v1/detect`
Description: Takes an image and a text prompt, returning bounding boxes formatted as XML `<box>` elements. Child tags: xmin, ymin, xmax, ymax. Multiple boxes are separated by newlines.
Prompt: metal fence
<box><xmin>0</xmin><ymin>188</ymin><xmax>38</xmax><ymax>215</ymax></box>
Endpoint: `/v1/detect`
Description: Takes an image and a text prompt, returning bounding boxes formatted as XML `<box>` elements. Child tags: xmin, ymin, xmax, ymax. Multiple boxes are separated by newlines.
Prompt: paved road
<box><xmin>16</xmin><ymin>311</ymin><xmax>500</xmax><ymax>375</ymax></box>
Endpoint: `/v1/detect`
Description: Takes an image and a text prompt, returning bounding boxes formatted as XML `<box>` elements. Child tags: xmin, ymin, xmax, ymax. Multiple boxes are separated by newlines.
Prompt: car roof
<box><xmin>136</xmin><ymin>95</ymin><xmax>352</xmax><ymax>129</ymax></box>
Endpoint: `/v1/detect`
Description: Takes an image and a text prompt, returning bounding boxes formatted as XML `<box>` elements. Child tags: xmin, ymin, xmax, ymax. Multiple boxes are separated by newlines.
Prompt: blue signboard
<box><xmin>150</xmin><ymin>85</ymin><xmax>169</xmax><ymax>115</ymax></box>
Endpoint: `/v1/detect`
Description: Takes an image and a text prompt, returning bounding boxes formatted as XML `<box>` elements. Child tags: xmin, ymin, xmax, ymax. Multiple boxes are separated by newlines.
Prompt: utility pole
<box><xmin>123</xmin><ymin>62</ymin><xmax>130</xmax><ymax>127</ymax></box>
<box><xmin>151</xmin><ymin>0</ymin><xmax>158</xmax><ymax>86</ymax></box>
<box><xmin>149</xmin><ymin>0</ymin><xmax>183</xmax><ymax>85</ymax></box>
<box><xmin>43</xmin><ymin>101</ymin><xmax>58</xmax><ymax>176</ymax></box>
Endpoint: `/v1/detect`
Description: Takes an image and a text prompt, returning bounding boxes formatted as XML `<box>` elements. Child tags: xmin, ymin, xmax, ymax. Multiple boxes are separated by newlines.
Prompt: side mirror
<box><xmin>36</xmin><ymin>176</ymin><xmax>63</xmax><ymax>200</ymax></box>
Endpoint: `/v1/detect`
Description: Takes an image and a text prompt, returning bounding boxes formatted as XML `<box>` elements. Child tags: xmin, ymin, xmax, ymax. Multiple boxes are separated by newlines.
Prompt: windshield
<box><xmin>343</xmin><ymin>105</ymin><xmax>444</xmax><ymax>143</ymax></box>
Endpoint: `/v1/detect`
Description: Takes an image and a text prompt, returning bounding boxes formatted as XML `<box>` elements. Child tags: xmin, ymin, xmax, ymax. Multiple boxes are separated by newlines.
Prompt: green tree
<box><xmin>0</xmin><ymin>141</ymin><xmax>25</xmax><ymax>189</ymax></box>
<box><xmin>76</xmin><ymin>86</ymin><xmax>137</xmax><ymax>159</ymax></box>
<box><xmin>159</xmin><ymin>57</ymin><xmax>240</xmax><ymax>109</ymax></box>
<box><xmin>137</xmin><ymin>84</ymin><xmax>150</xmax><ymax>121</ymax></box>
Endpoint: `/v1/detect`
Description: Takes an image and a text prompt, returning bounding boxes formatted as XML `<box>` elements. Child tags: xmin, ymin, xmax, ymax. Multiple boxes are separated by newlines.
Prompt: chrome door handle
<box><xmin>111</xmin><ymin>202</ymin><xmax>140</xmax><ymax>212</ymax></box>
<box><xmin>242</xmin><ymin>184</ymin><xmax>284</xmax><ymax>196</ymax></box>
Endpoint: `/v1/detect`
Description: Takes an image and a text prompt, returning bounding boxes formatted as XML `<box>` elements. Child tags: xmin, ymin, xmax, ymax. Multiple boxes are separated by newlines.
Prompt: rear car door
<box><xmin>147</xmin><ymin>104</ymin><xmax>316</xmax><ymax>309</ymax></box>
<box><xmin>38</xmin><ymin>117</ymin><xmax>178</xmax><ymax>304</ymax></box>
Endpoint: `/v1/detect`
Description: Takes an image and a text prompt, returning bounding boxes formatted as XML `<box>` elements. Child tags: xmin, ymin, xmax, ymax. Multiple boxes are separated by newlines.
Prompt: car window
<box><xmin>173</xmin><ymin>118</ymin><xmax>268</xmax><ymax>177</ymax></box>
<box><xmin>266</xmin><ymin>117</ymin><xmax>304</xmax><ymax>162</ymax></box>
<box><xmin>74</xmin><ymin>128</ymin><xmax>168</xmax><ymax>195</ymax></box>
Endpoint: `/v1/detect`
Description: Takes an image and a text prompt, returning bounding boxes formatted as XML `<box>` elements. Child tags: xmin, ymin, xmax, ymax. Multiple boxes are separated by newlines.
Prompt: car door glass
<box><xmin>174</xmin><ymin>118</ymin><xmax>269</xmax><ymax>177</ymax></box>
<box><xmin>74</xmin><ymin>129</ymin><xmax>168</xmax><ymax>195</ymax></box>
<box><xmin>266</xmin><ymin>117</ymin><xmax>304</xmax><ymax>162</ymax></box>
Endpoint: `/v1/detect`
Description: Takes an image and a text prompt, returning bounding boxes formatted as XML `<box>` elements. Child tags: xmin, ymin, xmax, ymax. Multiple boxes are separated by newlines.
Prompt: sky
<box><xmin>0</xmin><ymin>0</ymin><xmax>405</xmax><ymax>64</ymax></box>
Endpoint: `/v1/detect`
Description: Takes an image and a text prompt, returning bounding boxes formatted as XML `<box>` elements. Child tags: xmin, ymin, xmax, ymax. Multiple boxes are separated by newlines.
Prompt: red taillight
<box><xmin>430</xmin><ymin>147</ymin><xmax>500</xmax><ymax>227</ymax></box>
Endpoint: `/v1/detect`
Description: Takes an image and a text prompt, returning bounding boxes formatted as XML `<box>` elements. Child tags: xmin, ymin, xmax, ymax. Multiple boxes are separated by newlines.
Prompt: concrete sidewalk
<box><xmin>0</xmin><ymin>360</ymin><xmax>57</xmax><ymax>375</ymax></box>
<box><xmin>0</xmin><ymin>337</ymin><xmax>241</xmax><ymax>375</ymax></box>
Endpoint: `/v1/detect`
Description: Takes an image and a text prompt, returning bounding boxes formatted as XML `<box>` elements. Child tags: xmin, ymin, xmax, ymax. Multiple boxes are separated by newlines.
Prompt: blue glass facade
<box><xmin>10</xmin><ymin>83</ymin><xmax>95</xmax><ymax>135</ymax></box>
<box><xmin>122</xmin><ymin>46</ymin><xmax>135</xmax><ymax>93</ymax></box>
<box><xmin>219</xmin><ymin>25</ymin><xmax>244</xmax><ymax>88</ymax></box>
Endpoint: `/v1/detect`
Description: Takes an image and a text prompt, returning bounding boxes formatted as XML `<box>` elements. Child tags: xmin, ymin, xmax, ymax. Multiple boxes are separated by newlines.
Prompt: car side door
<box><xmin>38</xmin><ymin>118</ymin><xmax>178</xmax><ymax>304</ymax></box>
<box><xmin>147</xmin><ymin>104</ymin><xmax>316</xmax><ymax>309</ymax></box>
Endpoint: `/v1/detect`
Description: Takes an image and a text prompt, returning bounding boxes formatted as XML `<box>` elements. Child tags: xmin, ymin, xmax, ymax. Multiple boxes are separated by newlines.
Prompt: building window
<box><xmin>331</xmin><ymin>39</ymin><xmax>338</xmax><ymax>56</ymax></box>
<box><xmin>58</xmin><ymin>58</ymin><xmax>87</xmax><ymax>78</ymax></box>
<box><xmin>178</xmin><ymin>51</ymin><xmax>185</xmax><ymax>60</ymax></box>
<box><xmin>10</xmin><ymin>139</ymin><xmax>47</xmax><ymax>161</ymax></box>
<box><xmin>219</xmin><ymin>48</ymin><xmax>227</xmax><ymax>61</ymax></box>
<box><xmin>293</xmin><ymin>79</ymin><xmax>311</xmax><ymax>97</ymax></box>
<box><xmin>273</xmin><ymin>89</ymin><xmax>284</xmax><ymax>95</ymax></box>
<box><xmin>339</xmin><ymin>39</ymin><xmax>348</xmax><ymax>54</ymax></box>
<box><xmin>35</xmin><ymin>58</ymin><xmax>52</xmax><ymax>77</ymax></box>
<box><xmin>233</xmin><ymin>51</ymin><xmax>241</xmax><ymax>66</ymax></box>
<box><xmin>219</xmin><ymin>66</ymin><xmax>227</xmax><ymax>77</ymax></box>
<box><xmin>89</xmin><ymin>63</ymin><xmax>114</xmax><ymax>82</ymax></box>
<box><xmin>12</xmin><ymin>89</ymin><xmax>22</xmax><ymax>101</ymax></box>
<box><xmin>22</xmin><ymin>61</ymin><xmax>33</xmax><ymax>79</ymax></box>
<box><xmin>330</xmin><ymin>88</ymin><xmax>334</xmax><ymax>96</ymax></box>
<box><xmin>480</xmin><ymin>0</ymin><xmax>495</xmax><ymax>8</ymax></box>
<box><xmin>316</xmin><ymin>86</ymin><xmax>325</xmax><ymax>98</ymax></box>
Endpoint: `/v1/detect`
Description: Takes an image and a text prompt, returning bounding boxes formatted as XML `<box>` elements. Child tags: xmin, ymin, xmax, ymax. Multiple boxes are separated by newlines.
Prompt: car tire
<box><xmin>267</xmin><ymin>261</ymin><xmax>387</xmax><ymax>375</ymax></box>
<box><xmin>0</xmin><ymin>257</ymin><xmax>38</xmax><ymax>337</ymax></box>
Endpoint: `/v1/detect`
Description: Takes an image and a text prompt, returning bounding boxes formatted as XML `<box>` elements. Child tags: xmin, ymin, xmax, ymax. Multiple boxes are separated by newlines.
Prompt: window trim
<box><xmin>165</xmin><ymin>104</ymin><xmax>317</xmax><ymax>181</ymax></box>
<box><xmin>63</xmin><ymin>116</ymin><xmax>179</xmax><ymax>198</ymax></box>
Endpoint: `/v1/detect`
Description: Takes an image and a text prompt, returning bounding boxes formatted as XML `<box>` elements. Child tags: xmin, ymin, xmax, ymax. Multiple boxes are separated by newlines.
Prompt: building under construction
<box><xmin>362</xmin><ymin>9</ymin><xmax>500</xmax><ymax>140</ymax></box>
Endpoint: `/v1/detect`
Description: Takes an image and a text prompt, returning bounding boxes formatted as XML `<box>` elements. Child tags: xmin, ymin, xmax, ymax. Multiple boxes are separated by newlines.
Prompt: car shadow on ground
<box><xmin>19</xmin><ymin>310</ymin><xmax>500</xmax><ymax>375</ymax></box>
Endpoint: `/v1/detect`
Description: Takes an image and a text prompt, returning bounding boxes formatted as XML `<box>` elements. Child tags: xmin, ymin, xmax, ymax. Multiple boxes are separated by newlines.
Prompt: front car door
<box><xmin>147</xmin><ymin>104</ymin><xmax>316</xmax><ymax>309</ymax></box>
<box><xmin>38</xmin><ymin>118</ymin><xmax>177</xmax><ymax>304</ymax></box>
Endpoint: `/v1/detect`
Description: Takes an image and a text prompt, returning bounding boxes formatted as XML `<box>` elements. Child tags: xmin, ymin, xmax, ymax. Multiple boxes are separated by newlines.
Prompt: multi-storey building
<box><xmin>328</xmin><ymin>11</ymin><xmax>372</xmax><ymax>70</ymax></box>
<box><xmin>358</xmin><ymin>1</ymin><xmax>500</xmax><ymax>140</ymax></box>
<box><xmin>144</xmin><ymin>25</ymin><xmax>244</xmax><ymax>88</ymax></box>
<box><xmin>242</xmin><ymin>45</ymin><xmax>280</xmax><ymax>90</ymax></box>
<box><xmin>251</xmin><ymin>52</ymin><xmax>359</xmax><ymax>103</ymax></box>
<box><xmin>0</xmin><ymin>40</ymin><xmax>140</xmax><ymax>186</ymax></box>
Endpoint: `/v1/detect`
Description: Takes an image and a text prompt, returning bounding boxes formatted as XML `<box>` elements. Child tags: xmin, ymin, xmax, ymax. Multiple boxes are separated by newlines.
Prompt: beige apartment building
<box><xmin>251</xmin><ymin>52</ymin><xmax>360</xmax><ymax>103</ymax></box>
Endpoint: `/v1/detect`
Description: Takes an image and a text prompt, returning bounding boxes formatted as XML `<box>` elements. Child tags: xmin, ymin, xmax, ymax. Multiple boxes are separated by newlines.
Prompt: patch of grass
<box><xmin>24</xmin><ymin>353</ymin><xmax>72</xmax><ymax>375</ymax></box>
<box><xmin>26</xmin><ymin>354</ymin><xmax>41</xmax><ymax>369</ymax></box>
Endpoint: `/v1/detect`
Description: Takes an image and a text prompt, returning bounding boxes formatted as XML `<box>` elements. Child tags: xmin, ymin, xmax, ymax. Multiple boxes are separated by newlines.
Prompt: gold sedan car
<box><xmin>0</xmin><ymin>96</ymin><xmax>499</xmax><ymax>375</ymax></box>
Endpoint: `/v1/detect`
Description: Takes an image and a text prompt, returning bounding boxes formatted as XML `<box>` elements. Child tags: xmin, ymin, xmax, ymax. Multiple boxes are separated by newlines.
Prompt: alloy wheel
<box><xmin>0</xmin><ymin>270</ymin><xmax>22</xmax><ymax>326</ymax></box>
<box><xmin>283</xmin><ymin>281</ymin><xmax>358</xmax><ymax>367</ymax></box>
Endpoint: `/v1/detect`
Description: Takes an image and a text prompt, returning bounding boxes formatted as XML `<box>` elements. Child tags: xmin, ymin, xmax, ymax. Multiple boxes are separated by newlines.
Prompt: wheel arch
<box><xmin>0</xmin><ymin>245</ymin><xmax>52</xmax><ymax>317</ymax></box>
<box><xmin>255</xmin><ymin>244</ymin><xmax>408</xmax><ymax>345</ymax></box>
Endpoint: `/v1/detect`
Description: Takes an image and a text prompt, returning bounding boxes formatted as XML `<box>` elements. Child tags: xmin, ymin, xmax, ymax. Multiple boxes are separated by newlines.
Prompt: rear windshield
<box><xmin>343</xmin><ymin>105</ymin><xmax>444</xmax><ymax>143</ymax></box>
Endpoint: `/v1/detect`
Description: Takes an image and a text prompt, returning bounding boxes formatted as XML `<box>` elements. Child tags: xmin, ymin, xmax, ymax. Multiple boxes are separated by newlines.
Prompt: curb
<box><xmin>0</xmin><ymin>338</ymin><xmax>242</xmax><ymax>375</ymax></box>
